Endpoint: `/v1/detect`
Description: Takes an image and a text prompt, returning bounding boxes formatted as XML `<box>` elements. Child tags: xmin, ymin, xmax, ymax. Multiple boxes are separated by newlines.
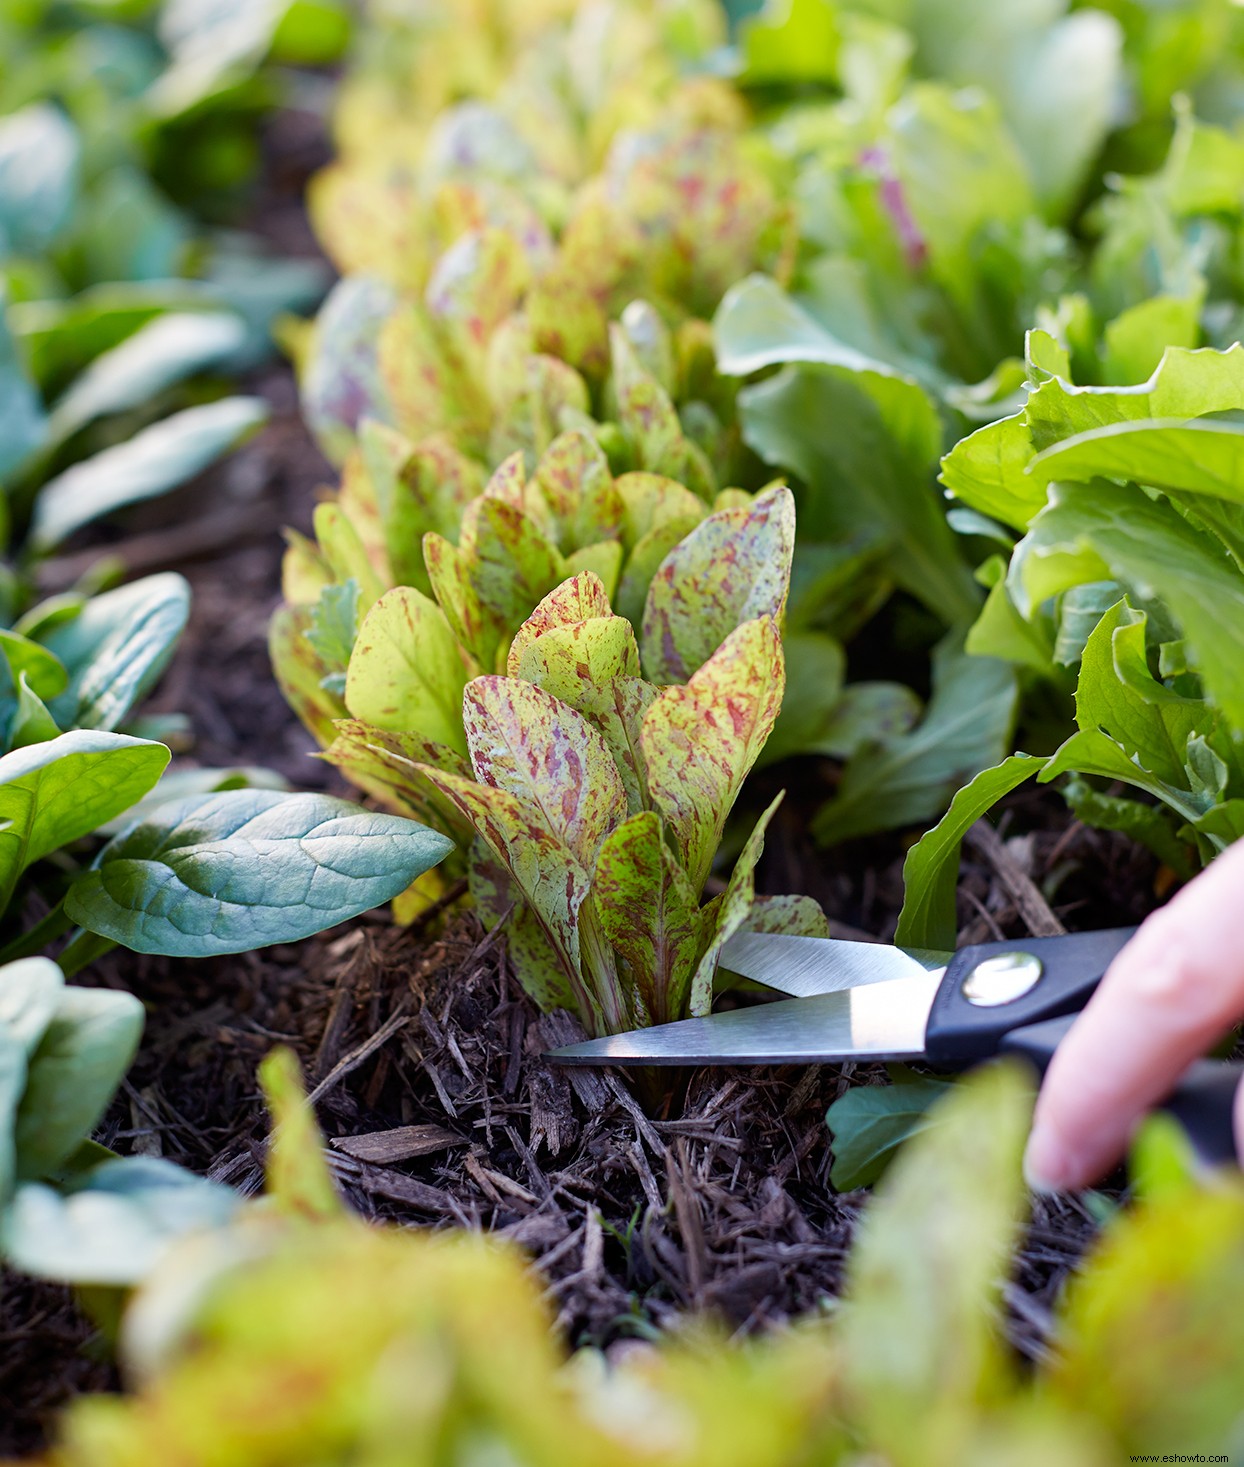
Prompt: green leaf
<box><xmin>1074</xmin><ymin>600</ymin><xmax>1205</xmax><ymax>789</ymax></box>
<box><xmin>756</xmin><ymin>631</ymin><xmax>845</xmax><ymax>767</ymax></box>
<box><xmin>0</xmin><ymin>730</ymin><xmax>170</xmax><ymax>913</ymax></box>
<box><xmin>344</xmin><ymin>587</ymin><xmax>469</xmax><ymax>755</ymax></box>
<box><xmin>1062</xmin><ymin>778</ymin><xmax>1194</xmax><ymax>880</ymax></box>
<box><xmin>1014</xmin><ymin>481</ymin><xmax>1244</xmax><ymax>726</ymax></box>
<box><xmin>1050</xmin><ymin>1184</ymin><xmax>1244</xmax><ymax>1456</ymax></box>
<box><xmin>641</xmin><ymin>485</ymin><xmax>794</xmax><ymax>683</ymax></box>
<box><xmin>814</xmin><ymin>638</ymin><xmax>1017</xmax><ymax>846</ymax></box>
<box><xmin>0</xmin><ymin>630</ymin><xmax>67</xmax><ymax>703</ymax></box>
<box><xmin>0</xmin><ymin>1028</ymin><xmax>25</xmax><ymax>1203</ymax></box>
<box><xmin>1024</xmin><ymin>343</ymin><xmax>1244</xmax><ymax>453</ymax></box>
<box><xmin>939</xmin><ymin>413</ymin><xmax>1045</xmax><ymax>531</ymax></box>
<box><xmin>736</xmin><ymin>365</ymin><xmax>979</xmax><ymax>623</ymax></box>
<box><xmin>258</xmin><ymin>1047</ymin><xmax>343</xmax><ymax>1222</ymax></box>
<box><xmin>45</xmin><ymin>312</ymin><xmax>248</xmax><ymax>449</ymax></box>
<box><xmin>1102</xmin><ymin>295</ymin><xmax>1201</xmax><ymax>385</ymax></box>
<box><xmin>0</xmin><ymin>104</ymin><xmax>79</xmax><ymax>256</ymax></box>
<box><xmin>303</xmin><ymin>579</ymin><xmax>360</xmax><ymax>697</ymax></box>
<box><xmin>895</xmin><ymin>754</ymin><xmax>1045</xmax><ymax>951</ymax></box>
<box><xmin>642</xmin><ymin>618</ymin><xmax>785</xmax><ymax>892</ymax></box>
<box><xmin>43</xmin><ymin>574</ymin><xmax>190</xmax><ymax>733</ymax></box>
<box><xmin>1029</xmin><ymin>418</ymin><xmax>1244</xmax><ymax>513</ymax></box>
<box><xmin>0</xmin><ymin>957</ymin><xmax>63</xmax><ymax>1057</ymax></box>
<box><xmin>63</xmin><ymin>790</ymin><xmax>455</xmax><ymax>958</ymax></box>
<box><xmin>825</xmin><ymin>1068</ymin><xmax>955</xmax><ymax>1191</ymax></box>
<box><xmin>689</xmin><ymin>791</ymin><xmax>784</xmax><ymax>1016</ymax></box>
<box><xmin>739</xmin><ymin>0</ymin><xmax>840</xmax><ymax>84</ymax></box>
<box><xmin>30</xmin><ymin>397</ymin><xmax>268</xmax><ymax>552</ymax></box>
<box><xmin>715</xmin><ymin>274</ymin><xmax>906</xmax><ymax>382</ymax></box>
<box><xmin>0</xmin><ymin>290</ymin><xmax>47</xmax><ymax>481</ymax></box>
<box><xmin>14</xmin><ymin>984</ymin><xmax>144</xmax><ymax>1180</ymax></box>
<box><xmin>839</xmin><ymin>1062</ymin><xmax>1033</xmax><ymax>1463</ymax></box>
<box><xmin>1</xmin><ymin>1157</ymin><xmax>239</xmax><ymax>1286</ymax></box>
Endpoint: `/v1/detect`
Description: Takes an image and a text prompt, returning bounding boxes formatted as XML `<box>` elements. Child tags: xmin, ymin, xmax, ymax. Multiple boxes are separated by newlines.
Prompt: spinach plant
<box><xmin>0</xmin><ymin>954</ymin><xmax>238</xmax><ymax>1286</ymax></box>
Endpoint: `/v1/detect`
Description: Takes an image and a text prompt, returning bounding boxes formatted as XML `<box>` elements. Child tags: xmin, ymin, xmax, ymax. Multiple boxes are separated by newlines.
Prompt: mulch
<box><xmin>0</xmin><ymin>93</ymin><xmax>1170</xmax><ymax>1465</ymax></box>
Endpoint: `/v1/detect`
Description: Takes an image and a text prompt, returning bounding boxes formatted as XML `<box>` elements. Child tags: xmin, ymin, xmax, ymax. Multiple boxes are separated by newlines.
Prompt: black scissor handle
<box><xmin>924</xmin><ymin>927</ymin><xmax>1138</xmax><ymax>1066</ymax></box>
<box><xmin>1002</xmin><ymin>1014</ymin><xmax>1243</xmax><ymax>1169</ymax></box>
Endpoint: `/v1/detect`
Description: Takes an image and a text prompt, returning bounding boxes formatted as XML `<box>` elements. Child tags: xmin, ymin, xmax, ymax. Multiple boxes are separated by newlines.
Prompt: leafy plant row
<box><xmin>11</xmin><ymin>1054</ymin><xmax>1243</xmax><ymax>1466</ymax></box>
<box><xmin>276</xmin><ymin>0</ymin><xmax>1244</xmax><ymax>1035</ymax></box>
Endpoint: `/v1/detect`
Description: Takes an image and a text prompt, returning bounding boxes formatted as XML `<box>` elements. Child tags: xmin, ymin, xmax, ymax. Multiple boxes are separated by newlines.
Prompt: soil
<box><xmin>0</xmin><ymin>94</ymin><xmax>1172</xmax><ymax>1467</ymax></box>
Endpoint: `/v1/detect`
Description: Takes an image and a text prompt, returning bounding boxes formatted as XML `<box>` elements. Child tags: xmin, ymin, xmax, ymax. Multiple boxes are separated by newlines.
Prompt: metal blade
<box><xmin>718</xmin><ymin>931</ymin><xmax>950</xmax><ymax>998</ymax></box>
<box><xmin>550</xmin><ymin>971</ymin><xmax>943</xmax><ymax>1067</ymax></box>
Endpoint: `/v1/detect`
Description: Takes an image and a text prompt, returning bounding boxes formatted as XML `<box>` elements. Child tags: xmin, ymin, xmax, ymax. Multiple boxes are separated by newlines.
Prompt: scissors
<box><xmin>550</xmin><ymin>927</ymin><xmax>1244</xmax><ymax>1166</ymax></box>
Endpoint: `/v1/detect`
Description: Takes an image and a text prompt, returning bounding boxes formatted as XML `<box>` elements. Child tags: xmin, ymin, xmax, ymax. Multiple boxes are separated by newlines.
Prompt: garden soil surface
<box><xmin>0</xmin><ymin>111</ymin><xmax>1170</xmax><ymax>1464</ymax></box>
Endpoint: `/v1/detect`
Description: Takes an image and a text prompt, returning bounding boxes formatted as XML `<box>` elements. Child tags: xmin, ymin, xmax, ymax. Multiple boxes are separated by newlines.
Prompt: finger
<box><xmin>1236</xmin><ymin>1072</ymin><xmax>1244</xmax><ymax>1169</ymax></box>
<box><xmin>1025</xmin><ymin>840</ymin><xmax>1244</xmax><ymax>1191</ymax></box>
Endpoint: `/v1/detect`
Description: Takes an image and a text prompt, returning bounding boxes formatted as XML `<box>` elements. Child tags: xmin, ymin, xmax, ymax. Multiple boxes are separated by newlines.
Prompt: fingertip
<box><xmin>1023</xmin><ymin>1121</ymin><xmax>1087</xmax><ymax>1195</ymax></box>
<box><xmin>1235</xmin><ymin>1073</ymin><xmax>1244</xmax><ymax>1169</ymax></box>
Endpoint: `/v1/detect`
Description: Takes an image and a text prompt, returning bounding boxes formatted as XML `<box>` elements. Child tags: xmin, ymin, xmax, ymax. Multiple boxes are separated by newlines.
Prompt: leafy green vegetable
<box><xmin>0</xmin><ymin>954</ymin><xmax>240</xmax><ymax>1287</ymax></box>
<box><xmin>63</xmin><ymin>789</ymin><xmax>457</xmax><ymax>959</ymax></box>
<box><xmin>894</xmin><ymin>755</ymin><xmax>1044</xmax><ymax>950</ymax></box>
<box><xmin>30</xmin><ymin>396</ymin><xmax>268</xmax><ymax>552</ymax></box>
<box><xmin>824</xmin><ymin>1066</ymin><xmax>955</xmax><ymax>1191</ymax></box>
<box><xmin>813</xmin><ymin>636</ymin><xmax>1017</xmax><ymax>847</ymax></box>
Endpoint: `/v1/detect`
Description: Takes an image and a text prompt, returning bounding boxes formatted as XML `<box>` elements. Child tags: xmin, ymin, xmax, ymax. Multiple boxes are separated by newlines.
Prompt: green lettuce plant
<box><xmin>897</xmin><ymin>339</ymin><xmax>1244</xmax><ymax>949</ymax></box>
<box><xmin>21</xmin><ymin>1061</ymin><xmax>1244</xmax><ymax>1467</ymax></box>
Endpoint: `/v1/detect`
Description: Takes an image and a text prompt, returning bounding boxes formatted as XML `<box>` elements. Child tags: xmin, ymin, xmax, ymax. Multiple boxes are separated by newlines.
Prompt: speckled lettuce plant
<box><xmin>307</xmin><ymin>479</ymin><xmax>823</xmax><ymax>1036</ymax></box>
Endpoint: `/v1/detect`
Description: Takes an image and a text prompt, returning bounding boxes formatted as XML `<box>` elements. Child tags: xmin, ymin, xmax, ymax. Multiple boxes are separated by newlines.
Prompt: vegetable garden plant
<box><xmin>7</xmin><ymin>0</ymin><xmax>1244</xmax><ymax>1457</ymax></box>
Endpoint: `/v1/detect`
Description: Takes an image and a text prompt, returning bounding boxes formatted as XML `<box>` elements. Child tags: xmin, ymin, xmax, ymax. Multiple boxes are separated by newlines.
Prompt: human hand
<box><xmin>1024</xmin><ymin>837</ymin><xmax>1244</xmax><ymax>1191</ymax></box>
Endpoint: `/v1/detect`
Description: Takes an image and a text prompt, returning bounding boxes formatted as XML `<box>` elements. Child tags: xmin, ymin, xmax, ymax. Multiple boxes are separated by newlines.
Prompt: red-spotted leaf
<box><xmin>510</xmin><ymin>615</ymin><xmax>641</xmax><ymax>717</ymax></box>
<box><xmin>463</xmin><ymin>677</ymin><xmax>627</xmax><ymax>870</ymax></box>
<box><xmin>414</xmin><ymin>763</ymin><xmax>596</xmax><ymax>1024</ymax></box>
<box><xmin>507</xmin><ymin>574</ymin><xmax>613</xmax><ymax>675</ymax></box>
<box><xmin>642</xmin><ymin>617</ymin><xmax>786</xmax><ymax>892</ymax></box>
<box><xmin>423</xmin><ymin>532</ymin><xmax>504</xmax><ymax>672</ymax></box>
<box><xmin>590</xmin><ymin>810</ymin><xmax>702</xmax><ymax>1028</ymax></box>
<box><xmin>642</xmin><ymin>485</ymin><xmax>795</xmax><ymax>683</ymax></box>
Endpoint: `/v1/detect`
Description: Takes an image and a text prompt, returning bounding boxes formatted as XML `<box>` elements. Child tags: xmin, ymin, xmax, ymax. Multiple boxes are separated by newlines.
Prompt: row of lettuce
<box><xmin>0</xmin><ymin>2</ymin><xmax>468</xmax><ymax>1295</ymax></box>
<box><xmin>277</xmin><ymin>0</ymin><xmax>1244</xmax><ymax>1024</ymax></box>
<box><xmin>6</xmin><ymin>0</ymin><xmax>1244</xmax><ymax>1457</ymax></box>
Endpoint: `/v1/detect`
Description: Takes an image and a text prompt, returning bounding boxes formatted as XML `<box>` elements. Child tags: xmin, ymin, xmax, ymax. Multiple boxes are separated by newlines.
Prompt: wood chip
<box><xmin>330</xmin><ymin>1124</ymin><xmax>465</xmax><ymax>1164</ymax></box>
<box><xmin>966</xmin><ymin>821</ymin><xmax>1066</xmax><ymax>938</ymax></box>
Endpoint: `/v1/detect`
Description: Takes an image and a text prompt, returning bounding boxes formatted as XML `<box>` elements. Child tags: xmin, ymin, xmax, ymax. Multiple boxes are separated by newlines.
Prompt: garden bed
<box><xmin>7</xmin><ymin>3</ymin><xmax>1239</xmax><ymax>1455</ymax></box>
<box><xmin>0</xmin><ymin>475</ymin><xmax>1157</xmax><ymax>1449</ymax></box>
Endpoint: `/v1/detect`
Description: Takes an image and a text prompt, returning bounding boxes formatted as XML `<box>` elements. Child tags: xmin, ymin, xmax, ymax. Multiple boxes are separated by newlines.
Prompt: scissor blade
<box><xmin>718</xmin><ymin>931</ymin><xmax>950</xmax><ymax>998</ymax></box>
<box><xmin>550</xmin><ymin>972</ymin><xmax>942</xmax><ymax>1067</ymax></box>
